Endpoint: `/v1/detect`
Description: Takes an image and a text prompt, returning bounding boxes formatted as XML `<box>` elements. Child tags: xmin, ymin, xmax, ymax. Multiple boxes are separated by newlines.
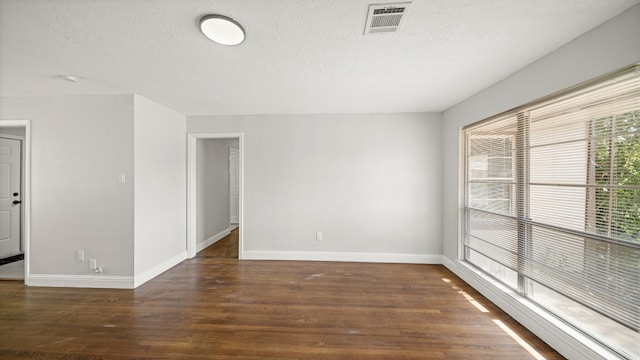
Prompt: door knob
<box><xmin>13</xmin><ymin>192</ymin><xmax>19</xmax><ymax>196</ymax></box>
<box><xmin>12</xmin><ymin>200</ymin><xmax>21</xmax><ymax>205</ymax></box>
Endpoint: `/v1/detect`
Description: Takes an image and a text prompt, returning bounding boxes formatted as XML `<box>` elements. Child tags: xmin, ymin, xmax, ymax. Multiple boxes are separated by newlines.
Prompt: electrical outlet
<box><xmin>316</xmin><ymin>232</ymin><xmax>323</xmax><ymax>241</ymax></box>
<box><xmin>76</xmin><ymin>250</ymin><xmax>84</xmax><ymax>262</ymax></box>
<box><xmin>89</xmin><ymin>259</ymin><xmax>97</xmax><ymax>270</ymax></box>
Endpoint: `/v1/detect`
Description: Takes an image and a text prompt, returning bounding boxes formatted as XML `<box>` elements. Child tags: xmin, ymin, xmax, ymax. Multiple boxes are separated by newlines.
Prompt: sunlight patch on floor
<box><xmin>442</xmin><ymin>277</ymin><xmax>489</xmax><ymax>313</ymax></box>
<box><xmin>493</xmin><ymin>319</ymin><xmax>547</xmax><ymax>360</ymax></box>
<box><xmin>443</xmin><ymin>277</ymin><xmax>547</xmax><ymax>359</ymax></box>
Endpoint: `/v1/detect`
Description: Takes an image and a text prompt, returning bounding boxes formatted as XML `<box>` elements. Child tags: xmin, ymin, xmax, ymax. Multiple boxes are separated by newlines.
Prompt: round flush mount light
<box><xmin>199</xmin><ymin>14</ymin><xmax>245</xmax><ymax>46</ymax></box>
<box><xmin>61</xmin><ymin>75</ymin><xmax>78</xmax><ymax>83</ymax></box>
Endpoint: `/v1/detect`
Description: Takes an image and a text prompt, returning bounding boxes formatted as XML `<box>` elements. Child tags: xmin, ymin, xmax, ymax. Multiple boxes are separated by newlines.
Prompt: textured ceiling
<box><xmin>1</xmin><ymin>0</ymin><xmax>638</xmax><ymax>115</ymax></box>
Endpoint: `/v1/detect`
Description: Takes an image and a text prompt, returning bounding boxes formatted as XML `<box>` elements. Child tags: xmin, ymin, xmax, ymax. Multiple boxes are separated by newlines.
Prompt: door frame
<box><xmin>228</xmin><ymin>146</ymin><xmax>240</xmax><ymax>227</ymax></box>
<box><xmin>0</xmin><ymin>120</ymin><xmax>31</xmax><ymax>284</ymax></box>
<box><xmin>186</xmin><ymin>132</ymin><xmax>244</xmax><ymax>259</ymax></box>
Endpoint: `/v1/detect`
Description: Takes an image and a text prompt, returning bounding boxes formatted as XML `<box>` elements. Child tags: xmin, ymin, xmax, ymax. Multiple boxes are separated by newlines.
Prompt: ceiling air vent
<box><xmin>364</xmin><ymin>2</ymin><xmax>412</xmax><ymax>35</ymax></box>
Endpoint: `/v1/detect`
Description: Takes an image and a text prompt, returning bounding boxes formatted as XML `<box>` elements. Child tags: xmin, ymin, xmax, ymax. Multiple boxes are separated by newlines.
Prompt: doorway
<box><xmin>0</xmin><ymin>120</ymin><xmax>31</xmax><ymax>282</ymax></box>
<box><xmin>187</xmin><ymin>133</ymin><xmax>244</xmax><ymax>259</ymax></box>
<box><xmin>0</xmin><ymin>137</ymin><xmax>22</xmax><ymax>258</ymax></box>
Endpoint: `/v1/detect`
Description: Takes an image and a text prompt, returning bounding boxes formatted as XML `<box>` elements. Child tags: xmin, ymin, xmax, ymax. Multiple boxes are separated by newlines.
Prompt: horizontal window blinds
<box><xmin>464</xmin><ymin>65</ymin><xmax>640</xmax><ymax>336</ymax></box>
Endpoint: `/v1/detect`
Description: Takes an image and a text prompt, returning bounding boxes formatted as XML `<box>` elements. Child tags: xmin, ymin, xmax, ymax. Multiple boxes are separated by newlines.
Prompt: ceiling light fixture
<box><xmin>199</xmin><ymin>14</ymin><xmax>245</xmax><ymax>46</ymax></box>
<box><xmin>61</xmin><ymin>75</ymin><xmax>78</xmax><ymax>83</ymax></box>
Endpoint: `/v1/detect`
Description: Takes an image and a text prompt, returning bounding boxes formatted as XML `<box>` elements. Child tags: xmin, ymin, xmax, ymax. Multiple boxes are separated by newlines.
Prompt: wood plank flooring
<box><xmin>199</xmin><ymin>228</ymin><xmax>239</xmax><ymax>259</ymax></box>
<box><xmin>0</xmin><ymin>230</ymin><xmax>564</xmax><ymax>359</ymax></box>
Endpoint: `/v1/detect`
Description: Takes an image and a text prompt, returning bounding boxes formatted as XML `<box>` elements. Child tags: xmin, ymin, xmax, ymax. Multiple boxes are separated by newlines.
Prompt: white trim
<box><xmin>196</xmin><ymin>228</ymin><xmax>231</xmax><ymax>253</ymax></box>
<box><xmin>133</xmin><ymin>250</ymin><xmax>187</xmax><ymax>288</ymax></box>
<box><xmin>0</xmin><ymin>120</ymin><xmax>31</xmax><ymax>286</ymax></box>
<box><xmin>457</xmin><ymin>128</ymin><xmax>466</xmax><ymax>260</ymax></box>
<box><xmin>187</xmin><ymin>135</ymin><xmax>196</xmax><ymax>258</ymax></box>
<box><xmin>187</xmin><ymin>132</ymin><xmax>244</xmax><ymax>259</ymax></box>
<box><xmin>27</xmin><ymin>250</ymin><xmax>188</xmax><ymax>289</ymax></box>
<box><xmin>228</xmin><ymin>146</ymin><xmax>240</xmax><ymax>225</ymax></box>
<box><xmin>442</xmin><ymin>256</ymin><xmax>619</xmax><ymax>360</ymax></box>
<box><xmin>243</xmin><ymin>250</ymin><xmax>442</xmax><ymax>264</ymax></box>
<box><xmin>27</xmin><ymin>274</ymin><xmax>135</xmax><ymax>289</ymax></box>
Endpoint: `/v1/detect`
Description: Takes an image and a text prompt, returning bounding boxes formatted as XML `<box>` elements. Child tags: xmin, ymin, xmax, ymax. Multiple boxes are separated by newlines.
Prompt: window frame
<box><xmin>460</xmin><ymin>63</ymin><xmax>640</xmax><ymax>358</ymax></box>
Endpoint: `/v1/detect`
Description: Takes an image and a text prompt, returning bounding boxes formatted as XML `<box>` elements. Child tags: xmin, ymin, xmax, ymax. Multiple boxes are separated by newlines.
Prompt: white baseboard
<box><xmin>242</xmin><ymin>250</ymin><xmax>442</xmax><ymax>264</ymax></box>
<box><xmin>133</xmin><ymin>250</ymin><xmax>187</xmax><ymax>288</ymax></box>
<box><xmin>27</xmin><ymin>274</ymin><xmax>135</xmax><ymax>289</ymax></box>
<box><xmin>26</xmin><ymin>251</ymin><xmax>188</xmax><ymax>289</ymax></box>
<box><xmin>196</xmin><ymin>228</ymin><xmax>231</xmax><ymax>253</ymax></box>
<box><xmin>442</xmin><ymin>256</ymin><xmax>617</xmax><ymax>360</ymax></box>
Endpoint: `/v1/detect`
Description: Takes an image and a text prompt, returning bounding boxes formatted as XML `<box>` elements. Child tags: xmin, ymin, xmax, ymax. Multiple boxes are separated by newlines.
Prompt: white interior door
<box><xmin>0</xmin><ymin>137</ymin><xmax>21</xmax><ymax>258</ymax></box>
<box><xmin>229</xmin><ymin>147</ymin><xmax>240</xmax><ymax>225</ymax></box>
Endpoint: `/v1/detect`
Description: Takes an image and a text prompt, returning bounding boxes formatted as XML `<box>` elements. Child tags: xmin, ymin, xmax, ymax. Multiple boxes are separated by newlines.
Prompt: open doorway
<box><xmin>187</xmin><ymin>133</ymin><xmax>244</xmax><ymax>259</ymax></box>
<box><xmin>0</xmin><ymin>120</ymin><xmax>31</xmax><ymax>282</ymax></box>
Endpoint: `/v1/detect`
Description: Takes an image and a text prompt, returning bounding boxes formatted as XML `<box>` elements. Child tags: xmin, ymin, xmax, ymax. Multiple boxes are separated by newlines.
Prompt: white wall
<box><xmin>188</xmin><ymin>112</ymin><xmax>442</xmax><ymax>262</ymax></box>
<box><xmin>0</xmin><ymin>94</ymin><xmax>135</xmax><ymax>277</ymax></box>
<box><xmin>196</xmin><ymin>138</ymin><xmax>238</xmax><ymax>246</ymax></box>
<box><xmin>441</xmin><ymin>5</ymin><xmax>640</xmax><ymax>359</ymax></box>
<box><xmin>133</xmin><ymin>95</ymin><xmax>186</xmax><ymax>280</ymax></box>
<box><xmin>0</xmin><ymin>93</ymin><xmax>187</xmax><ymax>287</ymax></box>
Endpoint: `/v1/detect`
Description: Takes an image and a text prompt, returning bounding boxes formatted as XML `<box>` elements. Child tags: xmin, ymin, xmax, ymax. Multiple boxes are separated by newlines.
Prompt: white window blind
<box><xmin>463</xmin><ymin>64</ymin><xmax>640</xmax><ymax>358</ymax></box>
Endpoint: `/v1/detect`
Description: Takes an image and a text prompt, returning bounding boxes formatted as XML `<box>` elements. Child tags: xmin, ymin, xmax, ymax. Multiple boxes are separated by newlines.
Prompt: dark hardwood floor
<box><xmin>0</xmin><ymin>230</ymin><xmax>563</xmax><ymax>359</ymax></box>
<box><xmin>199</xmin><ymin>227</ymin><xmax>239</xmax><ymax>259</ymax></box>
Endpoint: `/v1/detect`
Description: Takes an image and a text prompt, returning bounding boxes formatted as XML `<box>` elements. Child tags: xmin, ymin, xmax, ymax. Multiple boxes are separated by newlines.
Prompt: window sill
<box><xmin>442</xmin><ymin>256</ymin><xmax>624</xmax><ymax>360</ymax></box>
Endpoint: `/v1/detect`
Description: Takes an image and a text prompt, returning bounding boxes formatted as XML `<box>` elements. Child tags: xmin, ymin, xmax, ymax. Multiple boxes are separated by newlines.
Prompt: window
<box><xmin>463</xmin><ymin>64</ymin><xmax>640</xmax><ymax>359</ymax></box>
